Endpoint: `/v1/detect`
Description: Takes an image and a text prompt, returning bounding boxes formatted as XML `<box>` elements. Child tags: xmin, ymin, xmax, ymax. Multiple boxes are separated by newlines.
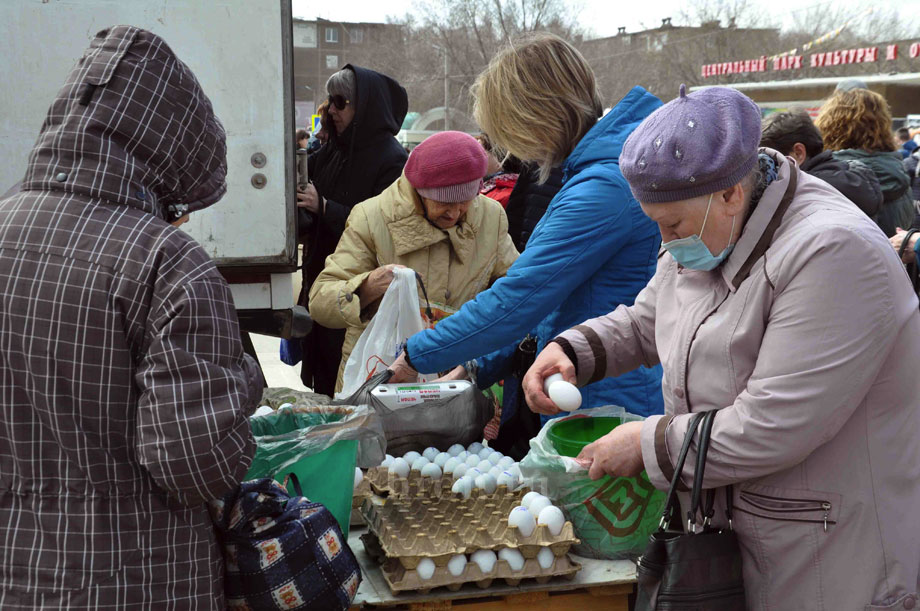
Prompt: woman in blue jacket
<box><xmin>390</xmin><ymin>34</ymin><xmax>664</xmax><ymax>421</ymax></box>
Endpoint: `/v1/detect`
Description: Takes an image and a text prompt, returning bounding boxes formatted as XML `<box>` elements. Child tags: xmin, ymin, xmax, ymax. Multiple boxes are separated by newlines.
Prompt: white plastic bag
<box><xmin>337</xmin><ymin>268</ymin><xmax>435</xmax><ymax>398</ymax></box>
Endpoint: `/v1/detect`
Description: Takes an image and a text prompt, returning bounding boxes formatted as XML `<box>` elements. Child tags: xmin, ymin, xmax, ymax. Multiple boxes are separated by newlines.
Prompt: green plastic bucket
<box><xmin>548</xmin><ymin>416</ymin><xmax>622</xmax><ymax>458</ymax></box>
<box><xmin>245</xmin><ymin>410</ymin><xmax>358</xmax><ymax>537</ymax></box>
<box><xmin>281</xmin><ymin>439</ymin><xmax>357</xmax><ymax>537</ymax></box>
<box><xmin>546</xmin><ymin>415</ymin><xmax>666</xmax><ymax>560</ymax></box>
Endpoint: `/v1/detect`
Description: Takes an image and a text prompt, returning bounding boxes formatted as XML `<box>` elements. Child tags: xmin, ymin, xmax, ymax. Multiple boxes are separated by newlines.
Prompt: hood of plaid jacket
<box><xmin>20</xmin><ymin>25</ymin><xmax>227</xmax><ymax>222</ymax></box>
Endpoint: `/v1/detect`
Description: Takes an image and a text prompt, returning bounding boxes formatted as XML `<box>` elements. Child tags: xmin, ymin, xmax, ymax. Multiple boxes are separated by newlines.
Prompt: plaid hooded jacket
<box><xmin>0</xmin><ymin>26</ymin><xmax>262</xmax><ymax>609</ymax></box>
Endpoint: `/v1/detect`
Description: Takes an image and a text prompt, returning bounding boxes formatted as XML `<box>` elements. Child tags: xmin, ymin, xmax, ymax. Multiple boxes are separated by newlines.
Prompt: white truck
<box><xmin>0</xmin><ymin>0</ymin><xmax>309</xmax><ymax>343</ymax></box>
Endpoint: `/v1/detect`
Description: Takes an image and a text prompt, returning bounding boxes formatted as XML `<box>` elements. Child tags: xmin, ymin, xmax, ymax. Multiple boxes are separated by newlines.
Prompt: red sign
<box><xmin>702</xmin><ymin>41</ymin><xmax>918</xmax><ymax>78</ymax></box>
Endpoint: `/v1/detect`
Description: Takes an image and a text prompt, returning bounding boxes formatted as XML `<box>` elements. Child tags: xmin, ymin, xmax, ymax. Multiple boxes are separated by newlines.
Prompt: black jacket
<box><xmin>801</xmin><ymin>151</ymin><xmax>883</xmax><ymax>218</ymax></box>
<box><xmin>504</xmin><ymin>165</ymin><xmax>564</xmax><ymax>252</ymax></box>
<box><xmin>299</xmin><ymin>65</ymin><xmax>408</xmax><ymax>394</ymax></box>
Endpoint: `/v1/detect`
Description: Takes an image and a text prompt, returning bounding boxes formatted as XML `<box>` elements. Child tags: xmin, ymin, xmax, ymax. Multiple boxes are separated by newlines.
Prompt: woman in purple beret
<box><xmin>523</xmin><ymin>85</ymin><xmax>920</xmax><ymax>608</ymax></box>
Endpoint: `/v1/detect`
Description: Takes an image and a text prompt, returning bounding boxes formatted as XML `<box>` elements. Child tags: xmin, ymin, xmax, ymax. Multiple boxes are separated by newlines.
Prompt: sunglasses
<box><xmin>328</xmin><ymin>94</ymin><xmax>350</xmax><ymax>111</ymax></box>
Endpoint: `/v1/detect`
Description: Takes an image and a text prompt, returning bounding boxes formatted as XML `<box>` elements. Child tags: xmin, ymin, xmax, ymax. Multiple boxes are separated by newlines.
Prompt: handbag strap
<box><xmin>688</xmin><ymin>410</ymin><xmax>717</xmax><ymax>531</ymax></box>
<box><xmin>898</xmin><ymin>228</ymin><xmax>919</xmax><ymax>259</ymax></box>
<box><xmin>414</xmin><ymin>271</ymin><xmax>434</xmax><ymax>321</ymax></box>
<box><xmin>657</xmin><ymin>411</ymin><xmax>707</xmax><ymax>531</ymax></box>
<box><xmin>283</xmin><ymin>472</ymin><xmax>305</xmax><ymax>498</ymax></box>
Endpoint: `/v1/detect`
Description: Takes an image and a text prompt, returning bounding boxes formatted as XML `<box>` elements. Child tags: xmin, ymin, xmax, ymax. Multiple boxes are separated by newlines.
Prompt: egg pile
<box><xmin>509</xmin><ymin>492</ymin><xmax>566</xmax><ymax>536</ymax></box>
<box><xmin>375</xmin><ymin>442</ymin><xmax>525</xmax><ymax>499</ymax></box>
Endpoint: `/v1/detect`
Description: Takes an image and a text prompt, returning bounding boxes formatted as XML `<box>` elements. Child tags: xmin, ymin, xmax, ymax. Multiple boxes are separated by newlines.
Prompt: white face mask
<box><xmin>661</xmin><ymin>193</ymin><xmax>736</xmax><ymax>271</ymax></box>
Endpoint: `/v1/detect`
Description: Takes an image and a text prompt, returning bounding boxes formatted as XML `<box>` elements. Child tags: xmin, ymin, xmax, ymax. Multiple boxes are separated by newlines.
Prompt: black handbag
<box><xmin>491</xmin><ymin>334</ymin><xmax>542</xmax><ymax>461</ymax></box>
<box><xmin>635</xmin><ymin>410</ymin><xmax>746</xmax><ymax>610</ymax></box>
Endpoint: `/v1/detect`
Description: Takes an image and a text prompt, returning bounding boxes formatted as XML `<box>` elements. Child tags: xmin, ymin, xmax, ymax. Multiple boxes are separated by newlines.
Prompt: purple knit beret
<box><xmin>620</xmin><ymin>85</ymin><xmax>762</xmax><ymax>203</ymax></box>
<box><xmin>405</xmin><ymin>131</ymin><xmax>488</xmax><ymax>202</ymax></box>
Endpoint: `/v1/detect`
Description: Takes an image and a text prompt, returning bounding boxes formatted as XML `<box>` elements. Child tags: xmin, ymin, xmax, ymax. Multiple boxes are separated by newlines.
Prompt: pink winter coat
<box><xmin>556</xmin><ymin>153</ymin><xmax>920</xmax><ymax>610</ymax></box>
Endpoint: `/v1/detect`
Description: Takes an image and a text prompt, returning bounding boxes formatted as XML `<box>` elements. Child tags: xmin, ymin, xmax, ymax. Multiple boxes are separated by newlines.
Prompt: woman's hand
<box><xmin>890</xmin><ymin>227</ymin><xmax>919</xmax><ymax>264</ymax></box>
<box><xmin>522</xmin><ymin>342</ymin><xmax>577</xmax><ymax>416</ymax></box>
<box><xmin>434</xmin><ymin>365</ymin><xmax>468</xmax><ymax>382</ymax></box>
<box><xmin>388</xmin><ymin>352</ymin><xmax>418</xmax><ymax>384</ymax></box>
<box><xmin>358</xmin><ymin>264</ymin><xmax>405</xmax><ymax>307</ymax></box>
<box><xmin>575</xmin><ymin>421</ymin><xmax>644</xmax><ymax>480</ymax></box>
<box><xmin>296</xmin><ymin>183</ymin><xmax>320</xmax><ymax>214</ymax></box>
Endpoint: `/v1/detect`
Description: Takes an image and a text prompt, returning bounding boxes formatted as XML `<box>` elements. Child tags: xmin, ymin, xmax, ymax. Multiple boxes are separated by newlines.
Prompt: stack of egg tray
<box><xmin>359</xmin><ymin>488</ymin><xmax>581</xmax><ymax>594</ymax></box>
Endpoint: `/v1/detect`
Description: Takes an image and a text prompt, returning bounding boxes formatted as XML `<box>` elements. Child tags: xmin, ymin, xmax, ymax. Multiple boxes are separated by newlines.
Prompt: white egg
<box><xmin>278</xmin><ymin>402</ymin><xmax>294</xmax><ymax>410</ymax></box>
<box><xmin>497</xmin><ymin>456</ymin><xmax>515</xmax><ymax>470</ymax></box>
<box><xmin>488</xmin><ymin>466</ymin><xmax>503</xmax><ymax>479</ymax></box>
<box><xmin>452</xmin><ymin>476</ymin><xmax>473</xmax><ymax>499</ymax></box>
<box><xmin>546</xmin><ymin>376</ymin><xmax>582</xmax><ymax>412</ymax></box>
<box><xmin>498</xmin><ymin>547</ymin><xmax>525</xmax><ymax>572</ymax></box>
<box><xmin>467</xmin><ymin>441</ymin><xmax>484</xmax><ymax>454</ymax></box>
<box><xmin>467</xmin><ymin>467</ymin><xmax>483</xmax><ymax>479</ymax></box>
<box><xmin>537</xmin><ymin>547</ymin><xmax>555</xmax><ymax>569</ymax></box>
<box><xmin>529</xmin><ymin>495</ymin><xmax>552</xmax><ymax>517</ymax></box>
<box><xmin>421</xmin><ymin>463</ymin><xmax>442</xmax><ymax>479</ymax></box>
<box><xmin>447</xmin><ymin>443</ymin><xmax>465</xmax><ymax>456</ymax></box>
<box><xmin>380</xmin><ymin>454</ymin><xmax>395</xmax><ymax>468</ymax></box>
<box><xmin>465</xmin><ymin>454</ymin><xmax>481</xmax><ymax>467</ymax></box>
<box><xmin>477</xmin><ymin>459</ymin><xmax>493</xmax><ymax>472</ymax></box>
<box><xmin>497</xmin><ymin>470</ymin><xmax>519</xmax><ymax>490</ymax></box>
<box><xmin>443</xmin><ymin>457</ymin><xmax>460</xmax><ymax>474</ymax></box>
<box><xmin>456</xmin><ymin>451</ymin><xmax>470</xmax><ymax>461</ymax></box>
<box><xmin>411</xmin><ymin>457</ymin><xmax>430</xmax><ymax>472</ymax></box>
<box><xmin>354</xmin><ymin>467</ymin><xmax>364</xmax><ymax>488</ymax></box>
<box><xmin>507</xmin><ymin>505</ymin><xmax>536</xmax><ymax>537</ymax></box>
<box><xmin>537</xmin><ymin>505</ymin><xmax>566</xmax><ymax>536</ymax></box>
<box><xmin>474</xmin><ymin>473</ymin><xmax>497</xmax><ymax>494</ymax></box>
<box><xmin>434</xmin><ymin>452</ymin><xmax>451</xmax><ymax>467</ymax></box>
<box><xmin>253</xmin><ymin>405</ymin><xmax>274</xmax><ymax>417</ymax></box>
<box><xmin>521</xmin><ymin>491</ymin><xmax>543</xmax><ymax>510</ymax></box>
<box><xmin>403</xmin><ymin>451</ymin><xmax>422</xmax><ymax>464</ymax></box>
<box><xmin>452</xmin><ymin>463</ymin><xmax>469</xmax><ymax>479</ymax></box>
<box><xmin>477</xmin><ymin>448</ymin><xmax>493</xmax><ymax>460</ymax></box>
<box><xmin>487</xmin><ymin>452</ymin><xmax>503</xmax><ymax>466</ymax></box>
<box><xmin>416</xmin><ymin>557</ymin><xmax>436</xmax><ymax>580</ymax></box>
<box><xmin>470</xmin><ymin>549</ymin><xmax>497</xmax><ymax>574</ymax></box>
<box><xmin>388</xmin><ymin>457</ymin><xmax>410</xmax><ymax>478</ymax></box>
<box><xmin>422</xmin><ymin>447</ymin><xmax>440</xmax><ymax>461</ymax></box>
<box><xmin>447</xmin><ymin>554</ymin><xmax>468</xmax><ymax>576</ymax></box>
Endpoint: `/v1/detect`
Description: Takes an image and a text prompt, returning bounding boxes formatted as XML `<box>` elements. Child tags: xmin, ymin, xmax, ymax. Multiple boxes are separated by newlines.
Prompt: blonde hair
<box><xmin>472</xmin><ymin>33</ymin><xmax>603</xmax><ymax>182</ymax></box>
<box><xmin>815</xmin><ymin>89</ymin><xmax>897</xmax><ymax>153</ymax></box>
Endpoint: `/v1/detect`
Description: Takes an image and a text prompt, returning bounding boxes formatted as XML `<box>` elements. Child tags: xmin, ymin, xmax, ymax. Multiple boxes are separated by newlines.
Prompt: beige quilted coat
<box><xmin>309</xmin><ymin>173</ymin><xmax>518</xmax><ymax>392</ymax></box>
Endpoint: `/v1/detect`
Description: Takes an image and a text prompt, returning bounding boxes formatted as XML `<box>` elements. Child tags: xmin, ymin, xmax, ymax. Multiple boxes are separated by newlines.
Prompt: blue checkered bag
<box><xmin>210</xmin><ymin>475</ymin><xmax>361</xmax><ymax>610</ymax></box>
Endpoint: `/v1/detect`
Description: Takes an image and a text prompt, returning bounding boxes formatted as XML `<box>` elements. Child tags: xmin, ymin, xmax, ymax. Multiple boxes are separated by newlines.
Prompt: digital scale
<box><xmin>370</xmin><ymin>381</ymin><xmax>472</xmax><ymax>409</ymax></box>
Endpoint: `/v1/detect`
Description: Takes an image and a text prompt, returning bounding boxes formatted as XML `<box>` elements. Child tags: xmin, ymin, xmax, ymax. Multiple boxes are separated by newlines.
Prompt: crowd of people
<box><xmin>298</xmin><ymin>37</ymin><xmax>920</xmax><ymax>610</ymax></box>
<box><xmin>2</xmin><ymin>23</ymin><xmax>920</xmax><ymax>610</ymax></box>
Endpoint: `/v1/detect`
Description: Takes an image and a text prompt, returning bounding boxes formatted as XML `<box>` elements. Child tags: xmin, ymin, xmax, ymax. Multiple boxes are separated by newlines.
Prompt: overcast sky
<box><xmin>291</xmin><ymin>0</ymin><xmax>909</xmax><ymax>39</ymax></box>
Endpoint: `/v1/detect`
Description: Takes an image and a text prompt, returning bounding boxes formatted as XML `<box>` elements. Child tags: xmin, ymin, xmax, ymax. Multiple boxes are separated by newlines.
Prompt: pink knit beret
<box><xmin>405</xmin><ymin>131</ymin><xmax>488</xmax><ymax>202</ymax></box>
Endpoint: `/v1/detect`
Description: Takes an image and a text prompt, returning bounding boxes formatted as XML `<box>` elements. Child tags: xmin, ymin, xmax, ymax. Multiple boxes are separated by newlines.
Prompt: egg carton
<box><xmin>359</xmin><ymin>491</ymin><xmax>578</xmax><ymax>568</ymax></box>
<box><xmin>361</xmin><ymin>531</ymin><xmax>581</xmax><ymax>594</ymax></box>
<box><xmin>352</xmin><ymin>474</ymin><xmax>373</xmax><ymax>510</ymax></box>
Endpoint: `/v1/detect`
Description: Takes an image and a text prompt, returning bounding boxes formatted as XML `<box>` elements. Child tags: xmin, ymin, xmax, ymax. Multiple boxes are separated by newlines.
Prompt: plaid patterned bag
<box><xmin>210</xmin><ymin>475</ymin><xmax>361</xmax><ymax>610</ymax></box>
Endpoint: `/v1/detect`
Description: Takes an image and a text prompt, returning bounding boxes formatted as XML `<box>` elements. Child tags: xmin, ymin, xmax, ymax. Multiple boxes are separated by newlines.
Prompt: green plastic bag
<box><xmin>248</xmin><ymin>388</ymin><xmax>386</xmax><ymax>474</ymax></box>
<box><xmin>519</xmin><ymin>406</ymin><xmax>666</xmax><ymax>560</ymax></box>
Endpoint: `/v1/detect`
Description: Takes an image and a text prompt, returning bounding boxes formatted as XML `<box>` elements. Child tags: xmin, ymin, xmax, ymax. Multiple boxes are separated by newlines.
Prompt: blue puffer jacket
<box><xmin>406</xmin><ymin>86</ymin><xmax>664</xmax><ymax>417</ymax></box>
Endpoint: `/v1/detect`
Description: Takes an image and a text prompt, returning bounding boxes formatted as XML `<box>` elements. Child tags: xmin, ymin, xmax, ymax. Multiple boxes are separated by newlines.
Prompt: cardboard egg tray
<box><xmin>360</xmin><ymin>530</ymin><xmax>581</xmax><ymax>594</ymax></box>
<box><xmin>353</xmin><ymin>474</ymin><xmax>373</xmax><ymax>509</ymax></box>
<box><xmin>359</xmin><ymin>490</ymin><xmax>579</xmax><ymax>567</ymax></box>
